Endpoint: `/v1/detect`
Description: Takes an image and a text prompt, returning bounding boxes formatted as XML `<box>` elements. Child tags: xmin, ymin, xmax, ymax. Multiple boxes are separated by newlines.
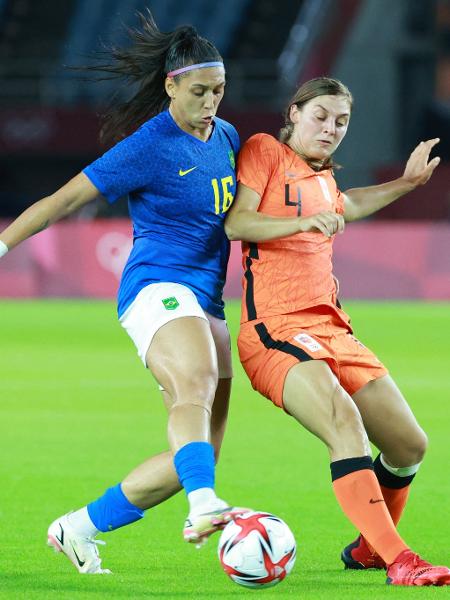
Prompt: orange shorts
<box><xmin>238</xmin><ymin>311</ymin><xmax>388</xmax><ymax>409</ymax></box>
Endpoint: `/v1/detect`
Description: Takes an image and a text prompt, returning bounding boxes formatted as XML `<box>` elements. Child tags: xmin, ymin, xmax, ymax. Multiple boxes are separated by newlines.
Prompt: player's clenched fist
<box><xmin>297</xmin><ymin>211</ymin><xmax>345</xmax><ymax>237</ymax></box>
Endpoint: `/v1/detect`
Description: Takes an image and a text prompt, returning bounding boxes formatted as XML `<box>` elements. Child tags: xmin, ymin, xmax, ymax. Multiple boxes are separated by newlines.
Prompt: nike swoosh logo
<box><xmin>369</xmin><ymin>498</ymin><xmax>385</xmax><ymax>504</ymax></box>
<box><xmin>55</xmin><ymin>523</ymin><xmax>64</xmax><ymax>546</ymax></box>
<box><xmin>71</xmin><ymin>543</ymin><xmax>86</xmax><ymax>567</ymax></box>
<box><xmin>179</xmin><ymin>167</ymin><xmax>197</xmax><ymax>176</ymax></box>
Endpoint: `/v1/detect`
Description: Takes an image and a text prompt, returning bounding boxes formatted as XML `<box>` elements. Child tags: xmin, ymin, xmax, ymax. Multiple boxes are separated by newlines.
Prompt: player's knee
<box><xmin>170</xmin><ymin>367</ymin><xmax>218</xmax><ymax>411</ymax></box>
<box><xmin>384</xmin><ymin>428</ymin><xmax>428</xmax><ymax>467</ymax></box>
<box><xmin>403</xmin><ymin>428</ymin><xmax>428</xmax><ymax>466</ymax></box>
<box><xmin>188</xmin><ymin>367</ymin><xmax>218</xmax><ymax>399</ymax></box>
<box><xmin>411</xmin><ymin>428</ymin><xmax>428</xmax><ymax>462</ymax></box>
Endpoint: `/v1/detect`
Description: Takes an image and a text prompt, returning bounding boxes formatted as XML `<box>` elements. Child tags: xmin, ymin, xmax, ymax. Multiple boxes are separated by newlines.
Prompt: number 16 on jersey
<box><xmin>212</xmin><ymin>176</ymin><xmax>234</xmax><ymax>214</ymax></box>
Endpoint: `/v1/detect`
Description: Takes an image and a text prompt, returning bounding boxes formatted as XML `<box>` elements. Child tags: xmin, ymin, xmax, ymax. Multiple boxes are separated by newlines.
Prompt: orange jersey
<box><xmin>237</xmin><ymin>133</ymin><xmax>347</xmax><ymax>325</ymax></box>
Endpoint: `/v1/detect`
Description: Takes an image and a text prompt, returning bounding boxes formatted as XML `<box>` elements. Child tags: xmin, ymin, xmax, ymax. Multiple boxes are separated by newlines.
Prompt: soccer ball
<box><xmin>218</xmin><ymin>511</ymin><xmax>296</xmax><ymax>588</ymax></box>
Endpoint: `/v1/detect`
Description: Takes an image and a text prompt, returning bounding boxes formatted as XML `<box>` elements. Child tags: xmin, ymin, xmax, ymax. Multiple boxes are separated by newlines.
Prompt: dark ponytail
<box><xmin>84</xmin><ymin>10</ymin><xmax>222</xmax><ymax>145</ymax></box>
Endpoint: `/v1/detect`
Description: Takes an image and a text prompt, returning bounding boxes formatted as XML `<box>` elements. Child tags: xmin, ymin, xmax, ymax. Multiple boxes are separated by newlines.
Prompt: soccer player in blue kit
<box><xmin>0</xmin><ymin>13</ymin><xmax>246</xmax><ymax>573</ymax></box>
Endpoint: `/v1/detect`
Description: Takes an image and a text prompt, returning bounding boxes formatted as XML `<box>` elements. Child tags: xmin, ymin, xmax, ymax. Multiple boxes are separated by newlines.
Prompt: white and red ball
<box><xmin>218</xmin><ymin>511</ymin><xmax>296</xmax><ymax>588</ymax></box>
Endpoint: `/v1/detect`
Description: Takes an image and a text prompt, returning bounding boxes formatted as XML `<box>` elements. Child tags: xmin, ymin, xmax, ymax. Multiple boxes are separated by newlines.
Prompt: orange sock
<box><xmin>331</xmin><ymin>457</ymin><xmax>409</xmax><ymax>565</ymax></box>
<box><xmin>362</xmin><ymin>485</ymin><xmax>411</xmax><ymax>556</ymax></box>
<box><xmin>379</xmin><ymin>484</ymin><xmax>410</xmax><ymax>526</ymax></box>
<box><xmin>373</xmin><ymin>454</ymin><xmax>416</xmax><ymax>526</ymax></box>
<box><xmin>361</xmin><ymin>453</ymin><xmax>416</xmax><ymax>555</ymax></box>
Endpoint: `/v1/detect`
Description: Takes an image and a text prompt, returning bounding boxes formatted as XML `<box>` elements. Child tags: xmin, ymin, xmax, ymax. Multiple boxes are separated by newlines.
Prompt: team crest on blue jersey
<box><xmin>228</xmin><ymin>150</ymin><xmax>235</xmax><ymax>169</ymax></box>
<box><xmin>162</xmin><ymin>297</ymin><xmax>179</xmax><ymax>310</ymax></box>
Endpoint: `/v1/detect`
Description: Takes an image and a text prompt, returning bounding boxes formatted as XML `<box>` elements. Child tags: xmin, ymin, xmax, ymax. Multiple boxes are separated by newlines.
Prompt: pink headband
<box><xmin>167</xmin><ymin>61</ymin><xmax>224</xmax><ymax>78</ymax></box>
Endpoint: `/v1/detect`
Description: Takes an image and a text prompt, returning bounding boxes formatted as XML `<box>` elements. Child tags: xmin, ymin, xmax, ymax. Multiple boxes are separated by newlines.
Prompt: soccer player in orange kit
<box><xmin>224</xmin><ymin>77</ymin><xmax>450</xmax><ymax>587</ymax></box>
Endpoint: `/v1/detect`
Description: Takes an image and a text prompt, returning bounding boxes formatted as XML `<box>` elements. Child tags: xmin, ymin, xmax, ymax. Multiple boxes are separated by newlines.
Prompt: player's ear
<box><xmin>290</xmin><ymin>104</ymin><xmax>300</xmax><ymax>124</ymax></box>
<box><xmin>165</xmin><ymin>77</ymin><xmax>175</xmax><ymax>99</ymax></box>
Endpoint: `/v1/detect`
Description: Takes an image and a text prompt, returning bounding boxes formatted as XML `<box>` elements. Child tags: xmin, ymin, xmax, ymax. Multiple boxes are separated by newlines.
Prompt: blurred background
<box><xmin>0</xmin><ymin>0</ymin><xmax>449</xmax><ymax>300</ymax></box>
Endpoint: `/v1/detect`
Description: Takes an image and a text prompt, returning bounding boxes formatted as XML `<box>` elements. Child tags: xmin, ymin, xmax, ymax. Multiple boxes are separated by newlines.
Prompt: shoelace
<box><xmin>85</xmin><ymin>538</ymin><xmax>108</xmax><ymax>571</ymax></box>
<box><xmin>406</xmin><ymin>553</ymin><xmax>431</xmax><ymax>569</ymax></box>
<box><xmin>83</xmin><ymin>537</ymin><xmax>106</xmax><ymax>547</ymax></box>
<box><xmin>400</xmin><ymin>553</ymin><xmax>434</xmax><ymax>583</ymax></box>
<box><xmin>84</xmin><ymin>538</ymin><xmax>106</xmax><ymax>562</ymax></box>
<box><xmin>92</xmin><ymin>539</ymin><xmax>106</xmax><ymax>546</ymax></box>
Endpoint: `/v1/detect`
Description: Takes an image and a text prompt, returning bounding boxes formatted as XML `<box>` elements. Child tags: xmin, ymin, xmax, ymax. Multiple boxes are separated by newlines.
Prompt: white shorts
<box><xmin>119</xmin><ymin>282</ymin><xmax>233</xmax><ymax>379</ymax></box>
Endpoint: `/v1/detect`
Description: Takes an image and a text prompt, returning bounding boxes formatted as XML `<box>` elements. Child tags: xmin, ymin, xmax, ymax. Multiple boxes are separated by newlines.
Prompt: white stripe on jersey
<box><xmin>317</xmin><ymin>175</ymin><xmax>333</xmax><ymax>204</ymax></box>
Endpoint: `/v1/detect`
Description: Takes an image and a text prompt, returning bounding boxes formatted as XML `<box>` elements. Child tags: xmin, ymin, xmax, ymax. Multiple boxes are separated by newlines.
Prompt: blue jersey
<box><xmin>83</xmin><ymin>110</ymin><xmax>239</xmax><ymax>319</ymax></box>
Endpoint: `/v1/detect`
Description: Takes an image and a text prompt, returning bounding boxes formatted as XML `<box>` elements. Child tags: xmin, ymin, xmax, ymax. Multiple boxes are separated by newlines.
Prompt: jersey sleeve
<box><xmin>237</xmin><ymin>134</ymin><xmax>279</xmax><ymax>197</ymax></box>
<box><xmin>222</xmin><ymin>120</ymin><xmax>240</xmax><ymax>154</ymax></box>
<box><xmin>335</xmin><ymin>189</ymin><xmax>345</xmax><ymax>215</ymax></box>
<box><xmin>83</xmin><ymin>125</ymin><xmax>153</xmax><ymax>204</ymax></box>
<box><xmin>331</xmin><ymin>176</ymin><xmax>345</xmax><ymax>215</ymax></box>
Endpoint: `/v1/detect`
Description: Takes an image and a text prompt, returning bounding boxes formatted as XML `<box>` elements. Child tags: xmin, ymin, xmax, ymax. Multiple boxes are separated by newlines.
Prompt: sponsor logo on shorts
<box><xmin>294</xmin><ymin>333</ymin><xmax>323</xmax><ymax>353</ymax></box>
<box><xmin>162</xmin><ymin>296</ymin><xmax>179</xmax><ymax>310</ymax></box>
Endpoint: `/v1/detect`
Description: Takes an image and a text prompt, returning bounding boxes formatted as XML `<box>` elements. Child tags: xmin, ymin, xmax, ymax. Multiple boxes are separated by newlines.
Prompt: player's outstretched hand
<box><xmin>402</xmin><ymin>138</ymin><xmax>440</xmax><ymax>188</ymax></box>
<box><xmin>298</xmin><ymin>211</ymin><xmax>345</xmax><ymax>238</ymax></box>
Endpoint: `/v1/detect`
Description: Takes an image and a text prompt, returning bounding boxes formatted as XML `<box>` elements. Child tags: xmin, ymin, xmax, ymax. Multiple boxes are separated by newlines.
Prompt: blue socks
<box><xmin>87</xmin><ymin>484</ymin><xmax>144</xmax><ymax>532</ymax></box>
<box><xmin>174</xmin><ymin>441</ymin><xmax>215</xmax><ymax>494</ymax></box>
<box><xmin>87</xmin><ymin>442</ymin><xmax>215</xmax><ymax>532</ymax></box>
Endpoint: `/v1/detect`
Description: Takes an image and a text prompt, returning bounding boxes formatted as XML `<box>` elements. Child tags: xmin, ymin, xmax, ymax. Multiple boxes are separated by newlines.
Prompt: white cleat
<box><xmin>47</xmin><ymin>513</ymin><xmax>112</xmax><ymax>574</ymax></box>
<box><xmin>183</xmin><ymin>502</ymin><xmax>250</xmax><ymax>546</ymax></box>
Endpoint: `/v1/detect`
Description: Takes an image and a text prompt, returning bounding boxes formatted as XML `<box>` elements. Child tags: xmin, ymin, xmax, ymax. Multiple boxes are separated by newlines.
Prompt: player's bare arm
<box><xmin>343</xmin><ymin>138</ymin><xmax>440</xmax><ymax>222</ymax></box>
<box><xmin>0</xmin><ymin>172</ymin><xmax>100</xmax><ymax>251</ymax></box>
<box><xmin>225</xmin><ymin>183</ymin><xmax>344</xmax><ymax>241</ymax></box>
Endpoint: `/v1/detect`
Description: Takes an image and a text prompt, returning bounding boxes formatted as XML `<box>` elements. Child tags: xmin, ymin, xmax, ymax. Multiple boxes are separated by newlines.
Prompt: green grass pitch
<box><xmin>1</xmin><ymin>299</ymin><xmax>449</xmax><ymax>599</ymax></box>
